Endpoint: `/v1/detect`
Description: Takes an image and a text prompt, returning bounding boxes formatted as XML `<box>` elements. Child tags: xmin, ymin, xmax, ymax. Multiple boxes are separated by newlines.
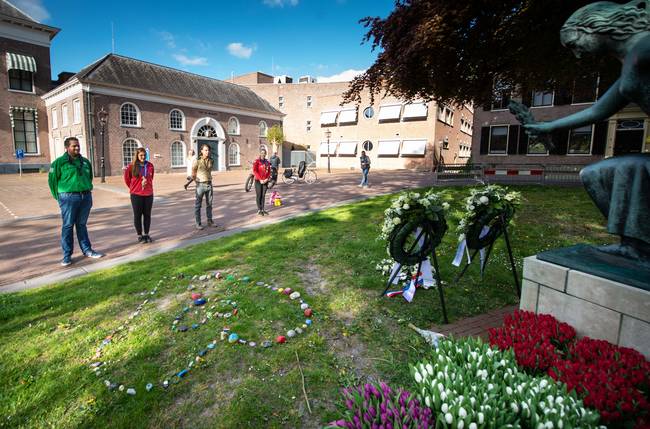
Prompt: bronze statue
<box><xmin>510</xmin><ymin>0</ymin><xmax>650</xmax><ymax>265</ymax></box>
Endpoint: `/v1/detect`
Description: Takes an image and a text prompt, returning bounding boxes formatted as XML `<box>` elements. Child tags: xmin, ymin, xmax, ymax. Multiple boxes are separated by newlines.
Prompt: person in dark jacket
<box><xmin>252</xmin><ymin>148</ymin><xmax>271</xmax><ymax>215</ymax></box>
<box><xmin>124</xmin><ymin>148</ymin><xmax>155</xmax><ymax>243</ymax></box>
<box><xmin>359</xmin><ymin>151</ymin><xmax>371</xmax><ymax>187</ymax></box>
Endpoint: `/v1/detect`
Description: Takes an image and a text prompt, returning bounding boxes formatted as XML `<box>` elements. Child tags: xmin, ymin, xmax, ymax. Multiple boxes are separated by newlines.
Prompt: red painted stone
<box><xmin>233</xmin><ymin>308</ymin><xmax>238</xmax><ymax>316</ymax></box>
<box><xmin>191</xmin><ymin>293</ymin><xmax>202</xmax><ymax>300</ymax></box>
<box><xmin>276</xmin><ymin>335</ymin><xmax>286</xmax><ymax>344</ymax></box>
<box><xmin>304</xmin><ymin>308</ymin><xmax>313</xmax><ymax>317</ymax></box>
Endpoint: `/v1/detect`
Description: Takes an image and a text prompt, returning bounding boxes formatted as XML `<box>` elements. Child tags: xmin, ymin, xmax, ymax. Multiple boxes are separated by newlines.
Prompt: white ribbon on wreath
<box><xmin>389</xmin><ymin>228</ymin><xmax>436</xmax><ymax>303</ymax></box>
<box><xmin>452</xmin><ymin>225</ymin><xmax>491</xmax><ymax>274</ymax></box>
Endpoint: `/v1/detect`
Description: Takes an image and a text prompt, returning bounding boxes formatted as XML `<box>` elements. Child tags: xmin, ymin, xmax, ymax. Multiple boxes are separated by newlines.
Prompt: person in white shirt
<box><xmin>183</xmin><ymin>149</ymin><xmax>196</xmax><ymax>190</ymax></box>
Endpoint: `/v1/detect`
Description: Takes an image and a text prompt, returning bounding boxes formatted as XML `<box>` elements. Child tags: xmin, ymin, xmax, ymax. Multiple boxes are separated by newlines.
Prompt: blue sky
<box><xmin>11</xmin><ymin>0</ymin><xmax>395</xmax><ymax>82</ymax></box>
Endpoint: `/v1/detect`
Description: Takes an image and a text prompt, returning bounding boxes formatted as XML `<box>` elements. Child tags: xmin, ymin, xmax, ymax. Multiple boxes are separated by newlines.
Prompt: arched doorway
<box><xmin>190</xmin><ymin>117</ymin><xmax>226</xmax><ymax>171</ymax></box>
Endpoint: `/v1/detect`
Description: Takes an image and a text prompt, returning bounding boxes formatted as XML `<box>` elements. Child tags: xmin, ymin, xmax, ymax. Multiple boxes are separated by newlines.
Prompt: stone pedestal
<box><xmin>521</xmin><ymin>256</ymin><xmax>650</xmax><ymax>359</ymax></box>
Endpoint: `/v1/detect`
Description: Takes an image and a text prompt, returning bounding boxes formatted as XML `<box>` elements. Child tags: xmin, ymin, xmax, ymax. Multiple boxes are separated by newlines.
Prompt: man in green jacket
<box><xmin>48</xmin><ymin>137</ymin><xmax>104</xmax><ymax>266</ymax></box>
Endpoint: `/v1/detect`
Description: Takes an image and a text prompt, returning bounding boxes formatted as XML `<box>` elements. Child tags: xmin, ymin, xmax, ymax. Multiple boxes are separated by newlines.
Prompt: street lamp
<box><xmin>96</xmin><ymin>107</ymin><xmax>108</xmax><ymax>183</ymax></box>
<box><xmin>325</xmin><ymin>128</ymin><xmax>332</xmax><ymax>174</ymax></box>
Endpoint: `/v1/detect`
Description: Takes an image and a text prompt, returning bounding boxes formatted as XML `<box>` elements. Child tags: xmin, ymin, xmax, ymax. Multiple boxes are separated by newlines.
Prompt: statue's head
<box><xmin>560</xmin><ymin>0</ymin><xmax>649</xmax><ymax>57</ymax></box>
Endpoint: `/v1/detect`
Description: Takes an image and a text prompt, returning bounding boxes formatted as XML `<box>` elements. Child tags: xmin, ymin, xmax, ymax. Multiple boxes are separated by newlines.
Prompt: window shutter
<box><xmin>508</xmin><ymin>125</ymin><xmax>520</xmax><ymax>155</ymax></box>
<box><xmin>480</xmin><ymin>127</ymin><xmax>490</xmax><ymax>154</ymax></box>
<box><xmin>554</xmin><ymin>86</ymin><xmax>572</xmax><ymax>106</ymax></box>
<box><xmin>518</xmin><ymin>126</ymin><xmax>529</xmax><ymax>154</ymax></box>
<box><xmin>592</xmin><ymin>121</ymin><xmax>609</xmax><ymax>155</ymax></box>
<box><xmin>550</xmin><ymin>129</ymin><xmax>570</xmax><ymax>155</ymax></box>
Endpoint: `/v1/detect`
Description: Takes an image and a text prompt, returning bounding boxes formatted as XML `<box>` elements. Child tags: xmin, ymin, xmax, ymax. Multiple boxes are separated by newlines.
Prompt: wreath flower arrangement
<box><xmin>456</xmin><ymin>185</ymin><xmax>521</xmax><ymax>249</ymax></box>
<box><xmin>379</xmin><ymin>190</ymin><xmax>449</xmax><ymax>265</ymax></box>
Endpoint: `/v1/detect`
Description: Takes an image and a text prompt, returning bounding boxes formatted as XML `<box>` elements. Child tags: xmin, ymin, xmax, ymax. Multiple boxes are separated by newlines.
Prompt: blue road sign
<box><xmin>15</xmin><ymin>149</ymin><xmax>24</xmax><ymax>160</ymax></box>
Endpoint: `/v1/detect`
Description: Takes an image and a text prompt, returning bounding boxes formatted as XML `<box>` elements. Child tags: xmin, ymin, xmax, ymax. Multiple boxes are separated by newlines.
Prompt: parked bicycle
<box><xmin>245</xmin><ymin>161</ymin><xmax>277</xmax><ymax>192</ymax></box>
<box><xmin>282</xmin><ymin>161</ymin><xmax>317</xmax><ymax>185</ymax></box>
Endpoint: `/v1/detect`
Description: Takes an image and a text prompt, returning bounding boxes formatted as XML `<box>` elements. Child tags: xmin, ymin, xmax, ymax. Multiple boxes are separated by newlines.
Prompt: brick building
<box><xmin>42</xmin><ymin>54</ymin><xmax>282</xmax><ymax>176</ymax></box>
<box><xmin>473</xmin><ymin>76</ymin><xmax>649</xmax><ymax>166</ymax></box>
<box><xmin>0</xmin><ymin>0</ymin><xmax>59</xmax><ymax>173</ymax></box>
<box><xmin>232</xmin><ymin>72</ymin><xmax>473</xmax><ymax>170</ymax></box>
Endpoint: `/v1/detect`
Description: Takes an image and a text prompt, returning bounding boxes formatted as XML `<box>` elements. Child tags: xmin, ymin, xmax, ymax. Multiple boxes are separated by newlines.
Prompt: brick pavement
<box><xmin>431</xmin><ymin>305</ymin><xmax>519</xmax><ymax>340</ymax></box>
<box><xmin>0</xmin><ymin>169</ymin><xmax>436</xmax><ymax>289</ymax></box>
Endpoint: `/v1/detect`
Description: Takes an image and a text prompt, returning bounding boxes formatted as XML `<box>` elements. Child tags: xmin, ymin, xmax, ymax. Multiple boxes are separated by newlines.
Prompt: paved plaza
<box><xmin>0</xmin><ymin>169</ymin><xmax>435</xmax><ymax>291</ymax></box>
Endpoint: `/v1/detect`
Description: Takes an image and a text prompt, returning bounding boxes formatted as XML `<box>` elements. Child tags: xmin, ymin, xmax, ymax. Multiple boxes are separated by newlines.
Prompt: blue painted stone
<box><xmin>194</xmin><ymin>298</ymin><xmax>206</xmax><ymax>306</ymax></box>
<box><xmin>183</xmin><ymin>307</ymin><xmax>190</xmax><ymax>312</ymax></box>
<box><xmin>191</xmin><ymin>323</ymin><xmax>199</xmax><ymax>329</ymax></box>
<box><xmin>177</xmin><ymin>369</ymin><xmax>189</xmax><ymax>378</ymax></box>
<box><xmin>178</xmin><ymin>325</ymin><xmax>189</xmax><ymax>332</ymax></box>
<box><xmin>198</xmin><ymin>349</ymin><xmax>207</xmax><ymax>356</ymax></box>
<box><xmin>207</xmin><ymin>343</ymin><xmax>216</xmax><ymax>350</ymax></box>
<box><xmin>228</xmin><ymin>333</ymin><xmax>239</xmax><ymax>343</ymax></box>
<box><xmin>146</xmin><ymin>383</ymin><xmax>153</xmax><ymax>392</ymax></box>
<box><xmin>242</xmin><ymin>276</ymin><xmax>251</xmax><ymax>282</ymax></box>
<box><xmin>175</xmin><ymin>315</ymin><xmax>182</xmax><ymax>321</ymax></box>
<box><xmin>305</xmin><ymin>319</ymin><xmax>313</xmax><ymax>326</ymax></box>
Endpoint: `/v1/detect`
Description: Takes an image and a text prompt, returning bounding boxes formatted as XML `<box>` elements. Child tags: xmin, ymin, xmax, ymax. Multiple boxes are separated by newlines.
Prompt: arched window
<box><xmin>171</xmin><ymin>141</ymin><xmax>186</xmax><ymax>167</ymax></box>
<box><xmin>227</xmin><ymin>117</ymin><xmax>240</xmax><ymax>135</ymax></box>
<box><xmin>122</xmin><ymin>138</ymin><xmax>141</xmax><ymax>167</ymax></box>
<box><xmin>259</xmin><ymin>120</ymin><xmax>268</xmax><ymax>137</ymax></box>
<box><xmin>197</xmin><ymin>125</ymin><xmax>217</xmax><ymax>138</ymax></box>
<box><xmin>228</xmin><ymin>143</ymin><xmax>240</xmax><ymax>166</ymax></box>
<box><xmin>120</xmin><ymin>103</ymin><xmax>140</xmax><ymax>127</ymax></box>
<box><xmin>169</xmin><ymin>109</ymin><xmax>184</xmax><ymax>130</ymax></box>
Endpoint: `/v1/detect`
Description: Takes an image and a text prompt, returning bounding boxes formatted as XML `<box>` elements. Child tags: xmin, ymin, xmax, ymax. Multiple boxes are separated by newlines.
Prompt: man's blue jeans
<box><xmin>360</xmin><ymin>168</ymin><xmax>370</xmax><ymax>186</ymax></box>
<box><xmin>58</xmin><ymin>192</ymin><xmax>93</xmax><ymax>258</ymax></box>
<box><xmin>195</xmin><ymin>182</ymin><xmax>213</xmax><ymax>225</ymax></box>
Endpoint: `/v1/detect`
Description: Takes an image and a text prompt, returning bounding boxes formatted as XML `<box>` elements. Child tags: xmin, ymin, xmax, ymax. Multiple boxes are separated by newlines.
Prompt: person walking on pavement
<box><xmin>183</xmin><ymin>148</ymin><xmax>195</xmax><ymax>190</ymax></box>
<box><xmin>48</xmin><ymin>137</ymin><xmax>104</xmax><ymax>266</ymax></box>
<box><xmin>253</xmin><ymin>148</ymin><xmax>271</xmax><ymax>216</ymax></box>
<box><xmin>269</xmin><ymin>151</ymin><xmax>281</xmax><ymax>182</ymax></box>
<box><xmin>124</xmin><ymin>148</ymin><xmax>155</xmax><ymax>243</ymax></box>
<box><xmin>359</xmin><ymin>150</ymin><xmax>371</xmax><ymax>187</ymax></box>
<box><xmin>193</xmin><ymin>144</ymin><xmax>217</xmax><ymax>229</ymax></box>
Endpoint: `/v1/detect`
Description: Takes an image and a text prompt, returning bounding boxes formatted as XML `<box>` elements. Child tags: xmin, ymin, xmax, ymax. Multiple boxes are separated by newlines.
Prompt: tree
<box><xmin>343</xmin><ymin>0</ymin><xmax>619</xmax><ymax>106</ymax></box>
<box><xmin>266</xmin><ymin>124</ymin><xmax>284</xmax><ymax>153</ymax></box>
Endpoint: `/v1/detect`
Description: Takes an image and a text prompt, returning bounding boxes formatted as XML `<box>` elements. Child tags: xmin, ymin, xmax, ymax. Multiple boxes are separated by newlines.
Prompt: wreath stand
<box><xmin>454</xmin><ymin>212</ymin><xmax>521</xmax><ymax>298</ymax></box>
<box><xmin>380</xmin><ymin>226</ymin><xmax>450</xmax><ymax>324</ymax></box>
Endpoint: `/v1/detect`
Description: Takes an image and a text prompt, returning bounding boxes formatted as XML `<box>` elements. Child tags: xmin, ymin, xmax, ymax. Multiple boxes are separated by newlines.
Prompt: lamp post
<box><xmin>96</xmin><ymin>107</ymin><xmax>108</xmax><ymax>183</ymax></box>
<box><xmin>325</xmin><ymin>128</ymin><xmax>332</xmax><ymax>174</ymax></box>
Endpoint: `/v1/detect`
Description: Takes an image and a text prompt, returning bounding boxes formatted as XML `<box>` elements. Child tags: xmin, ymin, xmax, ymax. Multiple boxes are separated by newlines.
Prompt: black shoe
<box><xmin>184</xmin><ymin>183</ymin><xmax>189</xmax><ymax>190</ymax></box>
<box><xmin>137</xmin><ymin>235</ymin><xmax>145</xmax><ymax>243</ymax></box>
<box><xmin>144</xmin><ymin>235</ymin><xmax>153</xmax><ymax>243</ymax></box>
<box><xmin>262</xmin><ymin>210</ymin><xmax>269</xmax><ymax>216</ymax></box>
<box><xmin>257</xmin><ymin>210</ymin><xmax>263</xmax><ymax>216</ymax></box>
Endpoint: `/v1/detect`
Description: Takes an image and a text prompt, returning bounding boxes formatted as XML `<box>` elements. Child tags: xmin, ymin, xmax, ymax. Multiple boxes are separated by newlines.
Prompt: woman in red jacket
<box><xmin>252</xmin><ymin>148</ymin><xmax>271</xmax><ymax>216</ymax></box>
<box><xmin>124</xmin><ymin>148</ymin><xmax>155</xmax><ymax>242</ymax></box>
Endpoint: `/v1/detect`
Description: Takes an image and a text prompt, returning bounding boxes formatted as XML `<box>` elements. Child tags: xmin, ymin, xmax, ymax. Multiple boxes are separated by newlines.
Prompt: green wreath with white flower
<box><xmin>456</xmin><ymin>185</ymin><xmax>522</xmax><ymax>250</ymax></box>
<box><xmin>379</xmin><ymin>190</ymin><xmax>449</xmax><ymax>265</ymax></box>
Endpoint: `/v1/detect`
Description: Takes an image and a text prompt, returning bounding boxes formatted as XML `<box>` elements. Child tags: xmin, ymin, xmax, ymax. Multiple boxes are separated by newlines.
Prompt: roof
<box><xmin>75</xmin><ymin>54</ymin><xmax>281</xmax><ymax>116</ymax></box>
<box><xmin>0</xmin><ymin>0</ymin><xmax>60</xmax><ymax>38</ymax></box>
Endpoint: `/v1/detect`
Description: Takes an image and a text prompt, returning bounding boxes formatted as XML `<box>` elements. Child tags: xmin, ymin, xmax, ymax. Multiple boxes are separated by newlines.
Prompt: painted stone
<box><xmin>127</xmin><ymin>388</ymin><xmax>136</xmax><ymax>396</ymax></box>
<box><xmin>272</xmin><ymin>287</ymin><xmax>278</xmax><ymax>291</ymax></box>
<box><xmin>287</xmin><ymin>330</ymin><xmax>296</xmax><ymax>338</ymax></box>
<box><xmin>226</xmin><ymin>275</ymin><xmax>235</xmax><ymax>281</ymax></box>
<box><xmin>242</xmin><ymin>276</ymin><xmax>251</xmax><ymax>282</ymax></box>
<box><xmin>249</xmin><ymin>341</ymin><xmax>256</xmax><ymax>347</ymax></box>
<box><xmin>178</xmin><ymin>326</ymin><xmax>189</xmax><ymax>332</ymax></box>
<box><xmin>262</xmin><ymin>340</ymin><xmax>273</xmax><ymax>348</ymax></box>
<box><xmin>224</xmin><ymin>312</ymin><xmax>232</xmax><ymax>318</ymax></box>
<box><xmin>304</xmin><ymin>308</ymin><xmax>313</xmax><ymax>317</ymax></box>
<box><xmin>276</xmin><ymin>336</ymin><xmax>286</xmax><ymax>344</ymax></box>
<box><xmin>215</xmin><ymin>272</ymin><xmax>222</xmax><ymax>279</ymax></box>
<box><xmin>194</xmin><ymin>298</ymin><xmax>206</xmax><ymax>306</ymax></box>
<box><xmin>198</xmin><ymin>350</ymin><xmax>207</xmax><ymax>357</ymax></box>
<box><xmin>300</xmin><ymin>303</ymin><xmax>309</xmax><ymax>310</ymax></box>
<box><xmin>305</xmin><ymin>319</ymin><xmax>313</xmax><ymax>326</ymax></box>
<box><xmin>104</xmin><ymin>379</ymin><xmax>111</xmax><ymax>387</ymax></box>
<box><xmin>183</xmin><ymin>307</ymin><xmax>190</xmax><ymax>313</ymax></box>
<box><xmin>289</xmin><ymin>292</ymin><xmax>301</xmax><ymax>300</ymax></box>
<box><xmin>109</xmin><ymin>382</ymin><xmax>118</xmax><ymax>391</ymax></box>
<box><xmin>228</xmin><ymin>333</ymin><xmax>239</xmax><ymax>343</ymax></box>
<box><xmin>191</xmin><ymin>324</ymin><xmax>199</xmax><ymax>330</ymax></box>
<box><xmin>207</xmin><ymin>343</ymin><xmax>216</xmax><ymax>350</ymax></box>
<box><xmin>283</xmin><ymin>288</ymin><xmax>293</xmax><ymax>295</ymax></box>
<box><xmin>238</xmin><ymin>339</ymin><xmax>247</xmax><ymax>344</ymax></box>
<box><xmin>295</xmin><ymin>328</ymin><xmax>303</xmax><ymax>335</ymax></box>
<box><xmin>191</xmin><ymin>293</ymin><xmax>202</xmax><ymax>300</ymax></box>
<box><xmin>118</xmin><ymin>384</ymin><xmax>125</xmax><ymax>392</ymax></box>
<box><xmin>220</xmin><ymin>331</ymin><xmax>227</xmax><ymax>341</ymax></box>
<box><xmin>278</xmin><ymin>288</ymin><xmax>284</xmax><ymax>293</ymax></box>
<box><xmin>163</xmin><ymin>380</ymin><xmax>169</xmax><ymax>388</ymax></box>
<box><xmin>256</xmin><ymin>281</ymin><xmax>265</xmax><ymax>286</ymax></box>
<box><xmin>302</xmin><ymin>324</ymin><xmax>308</xmax><ymax>329</ymax></box>
<box><xmin>199</xmin><ymin>275</ymin><xmax>207</xmax><ymax>281</ymax></box>
<box><xmin>232</xmin><ymin>309</ymin><xmax>238</xmax><ymax>316</ymax></box>
<box><xmin>146</xmin><ymin>383</ymin><xmax>153</xmax><ymax>392</ymax></box>
<box><xmin>177</xmin><ymin>369</ymin><xmax>189</xmax><ymax>378</ymax></box>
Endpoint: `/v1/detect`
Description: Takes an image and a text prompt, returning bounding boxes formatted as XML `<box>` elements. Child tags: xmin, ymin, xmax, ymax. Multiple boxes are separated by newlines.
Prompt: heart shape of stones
<box><xmin>89</xmin><ymin>273</ymin><xmax>315</xmax><ymax>396</ymax></box>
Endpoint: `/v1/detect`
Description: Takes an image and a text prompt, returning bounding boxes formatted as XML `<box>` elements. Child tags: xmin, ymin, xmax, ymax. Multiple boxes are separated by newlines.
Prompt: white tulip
<box><xmin>445</xmin><ymin>413</ymin><xmax>453</xmax><ymax>424</ymax></box>
<box><xmin>442</xmin><ymin>403</ymin><xmax>448</xmax><ymax>413</ymax></box>
<box><xmin>393</xmin><ymin>217</ymin><xmax>401</xmax><ymax>225</ymax></box>
<box><xmin>469</xmin><ymin>424</ymin><xmax>477</xmax><ymax>429</ymax></box>
<box><xmin>478</xmin><ymin>412</ymin><xmax>484</xmax><ymax>424</ymax></box>
<box><xmin>403</xmin><ymin>204</ymin><xmax>410</xmax><ymax>210</ymax></box>
<box><xmin>479</xmin><ymin>196</ymin><xmax>489</xmax><ymax>204</ymax></box>
<box><xmin>414</xmin><ymin>371</ymin><xmax>422</xmax><ymax>383</ymax></box>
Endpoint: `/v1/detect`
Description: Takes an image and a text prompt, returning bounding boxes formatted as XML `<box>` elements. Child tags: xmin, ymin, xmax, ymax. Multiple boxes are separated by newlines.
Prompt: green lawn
<box><xmin>0</xmin><ymin>186</ymin><xmax>613</xmax><ymax>429</ymax></box>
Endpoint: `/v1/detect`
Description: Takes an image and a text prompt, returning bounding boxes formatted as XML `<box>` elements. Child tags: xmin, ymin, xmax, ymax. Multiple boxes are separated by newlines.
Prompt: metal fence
<box><xmin>434</xmin><ymin>163</ymin><xmax>584</xmax><ymax>185</ymax></box>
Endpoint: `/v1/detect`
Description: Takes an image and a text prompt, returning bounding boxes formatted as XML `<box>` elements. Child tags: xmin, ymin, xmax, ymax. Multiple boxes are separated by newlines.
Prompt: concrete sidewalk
<box><xmin>0</xmin><ymin>170</ymin><xmax>436</xmax><ymax>292</ymax></box>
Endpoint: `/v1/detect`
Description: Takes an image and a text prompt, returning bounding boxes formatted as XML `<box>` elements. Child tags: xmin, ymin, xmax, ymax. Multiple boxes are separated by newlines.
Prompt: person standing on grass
<box><xmin>193</xmin><ymin>144</ymin><xmax>217</xmax><ymax>229</ymax></box>
<box><xmin>48</xmin><ymin>136</ymin><xmax>104</xmax><ymax>266</ymax></box>
<box><xmin>124</xmin><ymin>148</ymin><xmax>154</xmax><ymax>243</ymax></box>
<box><xmin>253</xmin><ymin>148</ymin><xmax>271</xmax><ymax>216</ymax></box>
<box><xmin>359</xmin><ymin>150</ymin><xmax>371</xmax><ymax>187</ymax></box>
<box><xmin>183</xmin><ymin>148</ymin><xmax>195</xmax><ymax>190</ymax></box>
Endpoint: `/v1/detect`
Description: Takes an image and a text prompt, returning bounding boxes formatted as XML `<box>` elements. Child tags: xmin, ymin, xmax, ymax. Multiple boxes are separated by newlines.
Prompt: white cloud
<box><xmin>227</xmin><ymin>42</ymin><xmax>254</xmax><ymax>59</ymax></box>
<box><xmin>173</xmin><ymin>54</ymin><xmax>208</xmax><ymax>66</ymax></box>
<box><xmin>156</xmin><ymin>30</ymin><xmax>176</xmax><ymax>49</ymax></box>
<box><xmin>316</xmin><ymin>69</ymin><xmax>365</xmax><ymax>83</ymax></box>
<box><xmin>9</xmin><ymin>0</ymin><xmax>50</xmax><ymax>22</ymax></box>
<box><xmin>262</xmin><ymin>0</ymin><xmax>298</xmax><ymax>7</ymax></box>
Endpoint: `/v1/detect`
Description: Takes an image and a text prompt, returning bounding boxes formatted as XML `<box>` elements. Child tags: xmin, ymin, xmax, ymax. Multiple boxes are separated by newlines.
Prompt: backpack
<box><xmin>297</xmin><ymin>161</ymin><xmax>306</xmax><ymax>178</ymax></box>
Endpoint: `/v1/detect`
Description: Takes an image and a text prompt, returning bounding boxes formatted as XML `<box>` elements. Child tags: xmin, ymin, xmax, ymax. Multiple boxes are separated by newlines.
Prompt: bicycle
<box><xmin>282</xmin><ymin>161</ymin><xmax>317</xmax><ymax>185</ymax></box>
<box><xmin>245</xmin><ymin>162</ymin><xmax>277</xmax><ymax>192</ymax></box>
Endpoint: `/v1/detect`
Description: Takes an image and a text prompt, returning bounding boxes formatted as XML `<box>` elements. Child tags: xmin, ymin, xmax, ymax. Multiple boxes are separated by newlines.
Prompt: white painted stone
<box><xmin>523</xmin><ymin>256</ymin><xmax>568</xmax><ymax>291</ymax></box>
<box><xmin>537</xmin><ymin>285</ymin><xmax>621</xmax><ymax>344</ymax></box>
<box><xmin>519</xmin><ymin>279</ymin><xmax>539</xmax><ymax>312</ymax></box>
<box><xmin>619</xmin><ymin>315</ymin><xmax>650</xmax><ymax>359</ymax></box>
<box><xmin>567</xmin><ymin>270</ymin><xmax>650</xmax><ymax>322</ymax></box>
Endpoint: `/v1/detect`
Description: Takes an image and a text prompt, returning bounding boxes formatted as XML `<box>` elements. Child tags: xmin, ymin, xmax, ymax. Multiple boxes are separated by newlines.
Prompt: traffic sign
<box><xmin>15</xmin><ymin>149</ymin><xmax>24</xmax><ymax>160</ymax></box>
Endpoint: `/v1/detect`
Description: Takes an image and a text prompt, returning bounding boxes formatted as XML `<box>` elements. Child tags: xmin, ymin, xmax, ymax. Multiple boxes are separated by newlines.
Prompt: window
<box><xmin>567</xmin><ymin>125</ymin><xmax>593</xmax><ymax>154</ymax></box>
<box><xmin>363</xmin><ymin>106</ymin><xmax>374</xmax><ymax>119</ymax></box>
<box><xmin>377</xmin><ymin>104</ymin><xmax>401</xmax><ymax>121</ymax></box>
<box><xmin>402</xmin><ymin>102</ymin><xmax>428</xmax><ymax>120</ymax></box>
<box><xmin>532</xmin><ymin>90</ymin><xmax>554</xmax><ymax>107</ymax></box>
<box><xmin>437</xmin><ymin>105</ymin><xmax>454</xmax><ymax>126</ymax></box>
<box><xmin>377</xmin><ymin>140</ymin><xmax>400</xmax><ymax>156</ymax></box>
<box><xmin>120</xmin><ymin>103</ymin><xmax>140</xmax><ymax>127</ymax></box>
<box><xmin>62</xmin><ymin>104</ymin><xmax>69</xmax><ymax>126</ymax></box>
<box><xmin>51</xmin><ymin>108</ymin><xmax>58</xmax><ymax>129</ymax></box>
<box><xmin>338</xmin><ymin>108</ymin><xmax>358</xmax><ymax>124</ymax></box>
<box><xmin>228</xmin><ymin>143</ymin><xmax>240</xmax><ymax>165</ymax></box>
<box><xmin>122</xmin><ymin>138</ymin><xmax>141</xmax><ymax>167</ymax></box>
<box><xmin>488</xmin><ymin>126</ymin><xmax>508</xmax><ymax>154</ymax></box>
<box><xmin>259</xmin><ymin>121</ymin><xmax>268</xmax><ymax>137</ymax></box>
<box><xmin>278</xmin><ymin>96</ymin><xmax>284</xmax><ymax>108</ymax></box>
<box><xmin>401</xmin><ymin>139</ymin><xmax>427</xmax><ymax>156</ymax></box>
<box><xmin>460</xmin><ymin>118</ymin><xmax>473</xmax><ymax>135</ymax></box>
<box><xmin>572</xmin><ymin>75</ymin><xmax>598</xmax><ymax>104</ymax></box>
<box><xmin>169</xmin><ymin>109</ymin><xmax>184</xmax><ymax>130</ymax></box>
<box><xmin>306</xmin><ymin>96</ymin><xmax>312</xmax><ymax>108</ymax></box>
<box><xmin>527</xmin><ymin>137</ymin><xmax>548</xmax><ymax>155</ymax></box>
<box><xmin>8</xmin><ymin>69</ymin><xmax>33</xmax><ymax>92</ymax></box>
<box><xmin>362</xmin><ymin>140</ymin><xmax>373</xmax><ymax>152</ymax></box>
<box><xmin>12</xmin><ymin>109</ymin><xmax>38</xmax><ymax>154</ymax></box>
<box><xmin>197</xmin><ymin>125</ymin><xmax>217</xmax><ymax>138</ymax></box>
<box><xmin>171</xmin><ymin>141</ymin><xmax>185</xmax><ymax>167</ymax></box>
<box><xmin>73</xmin><ymin>99</ymin><xmax>81</xmax><ymax>124</ymax></box>
<box><xmin>320</xmin><ymin>111</ymin><xmax>338</xmax><ymax>125</ymax></box>
<box><xmin>491</xmin><ymin>91</ymin><xmax>510</xmax><ymax>110</ymax></box>
<box><xmin>306</xmin><ymin>120</ymin><xmax>311</xmax><ymax>132</ymax></box>
<box><xmin>227</xmin><ymin>117</ymin><xmax>240</xmax><ymax>135</ymax></box>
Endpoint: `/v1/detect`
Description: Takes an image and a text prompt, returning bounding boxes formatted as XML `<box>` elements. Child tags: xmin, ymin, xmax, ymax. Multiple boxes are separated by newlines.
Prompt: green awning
<box><xmin>6</xmin><ymin>53</ymin><xmax>37</xmax><ymax>73</ymax></box>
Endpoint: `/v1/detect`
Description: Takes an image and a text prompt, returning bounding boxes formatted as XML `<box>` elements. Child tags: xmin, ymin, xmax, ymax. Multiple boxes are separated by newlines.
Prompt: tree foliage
<box><xmin>266</xmin><ymin>124</ymin><xmax>284</xmax><ymax>147</ymax></box>
<box><xmin>343</xmin><ymin>0</ymin><xmax>620</xmax><ymax>106</ymax></box>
